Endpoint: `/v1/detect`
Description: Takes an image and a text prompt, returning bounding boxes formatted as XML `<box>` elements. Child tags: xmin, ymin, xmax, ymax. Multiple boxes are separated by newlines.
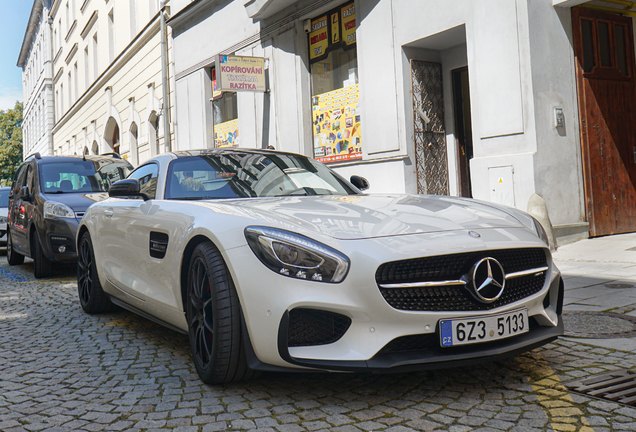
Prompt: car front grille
<box><xmin>287</xmin><ymin>308</ymin><xmax>352</xmax><ymax>347</ymax></box>
<box><xmin>376</xmin><ymin>248</ymin><xmax>548</xmax><ymax>312</ymax></box>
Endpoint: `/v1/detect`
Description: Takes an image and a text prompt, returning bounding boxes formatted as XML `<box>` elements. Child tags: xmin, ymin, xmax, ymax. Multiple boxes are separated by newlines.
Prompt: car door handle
<box><xmin>104</xmin><ymin>209</ymin><xmax>114</xmax><ymax>218</ymax></box>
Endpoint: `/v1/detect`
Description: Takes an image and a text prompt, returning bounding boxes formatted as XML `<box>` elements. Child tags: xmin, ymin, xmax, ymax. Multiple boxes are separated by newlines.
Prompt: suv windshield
<box><xmin>165</xmin><ymin>152</ymin><xmax>358</xmax><ymax>200</ymax></box>
<box><xmin>40</xmin><ymin>160</ymin><xmax>132</xmax><ymax>194</ymax></box>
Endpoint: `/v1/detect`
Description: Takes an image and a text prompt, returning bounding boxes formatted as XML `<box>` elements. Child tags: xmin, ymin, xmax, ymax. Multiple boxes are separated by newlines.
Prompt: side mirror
<box><xmin>19</xmin><ymin>186</ymin><xmax>32</xmax><ymax>202</ymax></box>
<box><xmin>350</xmin><ymin>175</ymin><xmax>369</xmax><ymax>191</ymax></box>
<box><xmin>108</xmin><ymin>179</ymin><xmax>150</xmax><ymax>201</ymax></box>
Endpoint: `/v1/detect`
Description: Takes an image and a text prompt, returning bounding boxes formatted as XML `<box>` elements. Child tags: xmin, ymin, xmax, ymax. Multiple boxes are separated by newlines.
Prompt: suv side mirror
<box><xmin>350</xmin><ymin>175</ymin><xmax>369</xmax><ymax>191</ymax></box>
<box><xmin>19</xmin><ymin>186</ymin><xmax>32</xmax><ymax>202</ymax></box>
<box><xmin>109</xmin><ymin>179</ymin><xmax>150</xmax><ymax>201</ymax></box>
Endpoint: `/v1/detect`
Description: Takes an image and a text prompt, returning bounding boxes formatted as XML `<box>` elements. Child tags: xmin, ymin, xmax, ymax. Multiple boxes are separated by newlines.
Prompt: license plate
<box><xmin>439</xmin><ymin>308</ymin><xmax>529</xmax><ymax>347</ymax></box>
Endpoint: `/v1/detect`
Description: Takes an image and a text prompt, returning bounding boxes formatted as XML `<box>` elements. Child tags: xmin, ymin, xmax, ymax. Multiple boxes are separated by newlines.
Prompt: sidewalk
<box><xmin>553</xmin><ymin>232</ymin><xmax>636</xmax><ymax>352</ymax></box>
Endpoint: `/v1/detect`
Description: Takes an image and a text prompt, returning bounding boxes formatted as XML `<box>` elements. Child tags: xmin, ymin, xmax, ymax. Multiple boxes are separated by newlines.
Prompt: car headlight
<box><xmin>531</xmin><ymin>216</ymin><xmax>550</xmax><ymax>247</ymax></box>
<box><xmin>0</xmin><ymin>216</ymin><xmax>7</xmax><ymax>224</ymax></box>
<box><xmin>44</xmin><ymin>201</ymin><xmax>76</xmax><ymax>219</ymax></box>
<box><xmin>245</xmin><ymin>226</ymin><xmax>350</xmax><ymax>283</ymax></box>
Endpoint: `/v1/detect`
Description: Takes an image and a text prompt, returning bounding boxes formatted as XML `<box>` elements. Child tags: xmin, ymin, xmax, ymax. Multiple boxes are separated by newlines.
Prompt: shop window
<box><xmin>308</xmin><ymin>1</ymin><xmax>361</xmax><ymax>163</ymax></box>
<box><xmin>212</xmin><ymin>67</ymin><xmax>239</xmax><ymax>148</ymax></box>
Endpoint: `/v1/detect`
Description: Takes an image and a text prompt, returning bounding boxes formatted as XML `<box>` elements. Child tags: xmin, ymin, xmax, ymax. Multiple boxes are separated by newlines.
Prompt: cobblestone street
<box><xmin>2</xmin><ymin>249</ymin><xmax>636</xmax><ymax>432</ymax></box>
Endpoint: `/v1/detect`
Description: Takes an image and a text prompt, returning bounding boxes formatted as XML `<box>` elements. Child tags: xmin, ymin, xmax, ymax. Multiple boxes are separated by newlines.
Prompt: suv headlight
<box><xmin>245</xmin><ymin>226</ymin><xmax>350</xmax><ymax>283</ymax></box>
<box><xmin>44</xmin><ymin>201</ymin><xmax>76</xmax><ymax>219</ymax></box>
<box><xmin>0</xmin><ymin>216</ymin><xmax>7</xmax><ymax>224</ymax></box>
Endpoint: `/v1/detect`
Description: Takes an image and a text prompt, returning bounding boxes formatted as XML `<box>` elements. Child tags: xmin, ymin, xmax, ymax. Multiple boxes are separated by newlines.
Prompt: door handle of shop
<box><xmin>104</xmin><ymin>209</ymin><xmax>114</xmax><ymax>218</ymax></box>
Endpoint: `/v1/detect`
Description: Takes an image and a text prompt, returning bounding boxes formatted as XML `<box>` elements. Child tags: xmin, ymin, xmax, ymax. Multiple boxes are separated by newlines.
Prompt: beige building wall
<box><xmin>50</xmin><ymin>0</ymin><xmax>174</xmax><ymax>167</ymax></box>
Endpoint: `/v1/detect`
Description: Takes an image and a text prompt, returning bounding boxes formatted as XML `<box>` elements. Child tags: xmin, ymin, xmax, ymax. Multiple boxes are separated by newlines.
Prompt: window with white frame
<box><xmin>108</xmin><ymin>9</ymin><xmax>114</xmax><ymax>63</ymax></box>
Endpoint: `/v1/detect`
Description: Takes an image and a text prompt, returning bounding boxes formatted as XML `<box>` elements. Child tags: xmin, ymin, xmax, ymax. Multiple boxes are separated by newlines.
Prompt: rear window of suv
<box><xmin>40</xmin><ymin>160</ymin><xmax>132</xmax><ymax>193</ymax></box>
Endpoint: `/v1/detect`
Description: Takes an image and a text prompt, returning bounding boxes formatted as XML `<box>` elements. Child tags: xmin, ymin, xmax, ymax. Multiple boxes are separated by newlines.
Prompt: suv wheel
<box><xmin>6</xmin><ymin>230</ymin><xmax>24</xmax><ymax>265</ymax></box>
<box><xmin>32</xmin><ymin>231</ymin><xmax>53</xmax><ymax>278</ymax></box>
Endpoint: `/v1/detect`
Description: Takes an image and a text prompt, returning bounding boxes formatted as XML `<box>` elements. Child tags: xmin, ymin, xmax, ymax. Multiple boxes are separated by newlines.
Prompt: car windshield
<box><xmin>40</xmin><ymin>160</ymin><xmax>132</xmax><ymax>194</ymax></box>
<box><xmin>165</xmin><ymin>152</ymin><xmax>359</xmax><ymax>200</ymax></box>
<box><xmin>0</xmin><ymin>190</ymin><xmax>9</xmax><ymax>207</ymax></box>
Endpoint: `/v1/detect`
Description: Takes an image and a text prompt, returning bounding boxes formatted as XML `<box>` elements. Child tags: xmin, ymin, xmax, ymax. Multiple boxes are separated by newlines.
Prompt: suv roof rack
<box><xmin>99</xmin><ymin>152</ymin><xmax>122</xmax><ymax>159</ymax></box>
<box><xmin>25</xmin><ymin>152</ymin><xmax>41</xmax><ymax>160</ymax></box>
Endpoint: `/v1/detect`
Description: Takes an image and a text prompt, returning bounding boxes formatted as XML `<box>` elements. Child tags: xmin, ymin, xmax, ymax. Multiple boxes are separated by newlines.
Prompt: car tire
<box><xmin>32</xmin><ymin>231</ymin><xmax>53</xmax><ymax>278</ymax></box>
<box><xmin>6</xmin><ymin>230</ymin><xmax>24</xmax><ymax>265</ymax></box>
<box><xmin>77</xmin><ymin>231</ymin><xmax>115</xmax><ymax>314</ymax></box>
<box><xmin>186</xmin><ymin>242</ymin><xmax>254</xmax><ymax>384</ymax></box>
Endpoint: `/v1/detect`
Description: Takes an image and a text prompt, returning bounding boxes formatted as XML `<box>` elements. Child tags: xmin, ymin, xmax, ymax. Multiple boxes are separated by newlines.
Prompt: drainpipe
<box><xmin>48</xmin><ymin>12</ymin><xmax>55</xmax><ymax>157</ymax></box>
<box><xmin>159</xmin><ymin>0</ymin><xmax>171</xmax><ymax>152</ymax></box>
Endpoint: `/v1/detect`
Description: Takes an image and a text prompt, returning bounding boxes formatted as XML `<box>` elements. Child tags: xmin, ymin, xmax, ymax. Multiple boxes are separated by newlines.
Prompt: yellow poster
<box><xmin>309</xmin><ymin>15</ymin><xmax>329</xmax><ymax>60</ymax></box>
<box><xmin>215</xmin><ymin>119</ymin><xmax>239</xmax><ymax>148</ymax></box>
<box><xmin>312</xmin><ymin>84</ymin><xmax>362</xmax><ymax>163</ymax></box>
<box><xmin>341</xmin><ymin>3</ymin><xmax>356</xmax><ymax>46</ymax></box>
<box><xmin>331</xmin><ymin>12</ymin><xmax>340</xmax><ymax>44</ymax></box>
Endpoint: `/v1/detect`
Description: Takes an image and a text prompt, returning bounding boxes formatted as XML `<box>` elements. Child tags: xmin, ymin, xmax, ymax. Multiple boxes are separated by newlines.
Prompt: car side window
<box><xmin>11</xmin><ymin>164</ymin><xmax>26</xmax><ymax>197</ymax></box>
<box><xmin>128</xmin><ymin>163</ymin><xmax>159</xmax><ymax>199</ymax></box>
<box><xmin>24</xmin><ymin>166</ymin><xmax>34</xmax><ymax>194</ymax></box>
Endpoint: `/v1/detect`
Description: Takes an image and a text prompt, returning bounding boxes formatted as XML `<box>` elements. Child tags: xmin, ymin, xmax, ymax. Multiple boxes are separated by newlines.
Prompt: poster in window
<box><xmin>215</xmin><ymin>119</ymin><xmax>239</xmax><ymax>148</ymax></box>
<box><xmin>309</xmin><ymin>15</ymin><xmax>329</xmax><ymax>61</ymax></box>
<box><xmin>312</xmin><ymin>84</ymin><xmax>361</xmax><ymax>163</ymax></box>
<box><xmin>341</xmin><ymin>3</ymin><xmax>356</xmax><ymax>46</ymax></box>
<box><xmin>331</xmin><ymin>12</ymin><xmax>340</xmax><ymax>44</ymax></box>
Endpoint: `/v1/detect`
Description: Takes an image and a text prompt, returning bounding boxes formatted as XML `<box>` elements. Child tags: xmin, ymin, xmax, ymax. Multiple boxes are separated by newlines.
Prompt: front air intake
<box><xmin>287</xmin><ymin>308</ymin><xmax>351</xmax><ymax>347</ymax></box>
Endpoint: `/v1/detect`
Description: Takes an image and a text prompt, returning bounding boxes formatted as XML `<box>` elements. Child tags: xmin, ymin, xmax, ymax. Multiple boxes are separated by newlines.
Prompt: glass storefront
<box><xmin>309</xmin><ymin>1</ymin><xmax>361</xmax><ymax>163</ymax></box>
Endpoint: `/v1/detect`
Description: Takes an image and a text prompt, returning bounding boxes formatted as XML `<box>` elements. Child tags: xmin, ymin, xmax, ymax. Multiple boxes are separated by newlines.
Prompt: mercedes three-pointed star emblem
<box><xmin>469</xmin><ymin>257</ymin><xmax>506</xmax><ymax>303</ymax></box>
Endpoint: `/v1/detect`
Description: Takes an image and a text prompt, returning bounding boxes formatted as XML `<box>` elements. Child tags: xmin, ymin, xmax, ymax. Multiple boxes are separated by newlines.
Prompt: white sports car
<box><xmin>77</xmin><ymin>149</ymin><xmax>563</xmax><ymax>384</ymax></box>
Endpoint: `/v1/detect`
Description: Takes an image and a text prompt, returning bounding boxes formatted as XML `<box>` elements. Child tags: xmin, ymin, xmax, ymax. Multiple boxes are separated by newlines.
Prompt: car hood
<box><xmin>211</xmin><ymin>194</ymin><xmax>526</xmax><ymax>240</ymax></box>
<box><xmin>42</xmin><ymin>191</ymin><xmax>110</xmax><ymax>213</ymax></box>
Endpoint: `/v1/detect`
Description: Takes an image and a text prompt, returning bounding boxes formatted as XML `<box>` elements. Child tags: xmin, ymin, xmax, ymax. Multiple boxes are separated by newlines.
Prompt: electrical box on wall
<box><xmin>489</xmin><ymin>166</ymin><xmax>515</xmax><ymax>207</ymax></box>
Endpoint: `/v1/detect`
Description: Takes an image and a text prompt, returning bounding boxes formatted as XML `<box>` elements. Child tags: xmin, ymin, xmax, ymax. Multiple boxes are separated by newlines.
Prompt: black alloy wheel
<box><xmin>32</xmin><ymin>231</ymin><xmax>52</xmax><ymax>278</ymax></box>
<box><xmin>186</xmin><ymin>242</ymin><xmax>254</xmax><ymax>384</ymax></box>
<box><xmin>77</xmin><ymin>231</ymin><xmax>114</xmax><ymax>313</ymax></box>
<box><xmin>6</xmin><ymin>230</ymin><xmax>24</xmax><ymax>265</ymax></box>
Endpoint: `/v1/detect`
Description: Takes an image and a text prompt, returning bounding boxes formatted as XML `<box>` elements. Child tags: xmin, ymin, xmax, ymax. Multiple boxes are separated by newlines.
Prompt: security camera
<box><xmin>303</xmin><ymin>19</ymin><xmax>311</xmax><ymax>33</ymax></box>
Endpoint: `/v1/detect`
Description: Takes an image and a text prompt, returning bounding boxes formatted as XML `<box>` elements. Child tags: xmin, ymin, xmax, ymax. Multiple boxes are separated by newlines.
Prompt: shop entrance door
<box><xmin>573</xmin><ymin>8</ymin><xmax>636</xmax><ymax>236</ymax></box>
<box><xmin>411</xmin><ymin>60</ymin><xmax>449</xmax><ymax>195</ymax></box>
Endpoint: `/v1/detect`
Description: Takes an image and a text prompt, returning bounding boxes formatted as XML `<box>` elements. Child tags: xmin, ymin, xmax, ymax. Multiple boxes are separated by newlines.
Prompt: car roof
<box><xmin>26</xmin><ymin>154</ymin><xmax>128</xmax><ymax>164</ymax></box>
<box><xmin>169</xmin><ymin>148</ymin><xmax>305</xmax><ymax>159</ymax></box>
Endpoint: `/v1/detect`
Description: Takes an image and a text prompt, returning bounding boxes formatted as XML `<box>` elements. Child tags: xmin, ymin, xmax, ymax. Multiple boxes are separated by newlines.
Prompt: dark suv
<box><xmin>7</xmin><ymin>153</ymin><xmax>133</xmax><ymax>278</ymax></box>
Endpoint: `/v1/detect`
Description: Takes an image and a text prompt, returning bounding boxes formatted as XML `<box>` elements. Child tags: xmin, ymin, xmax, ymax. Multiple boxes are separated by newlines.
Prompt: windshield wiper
<box><xmin>46</xmin><ymin>190</ymin><xmax>66</xmax><ymax>194</ymax></box>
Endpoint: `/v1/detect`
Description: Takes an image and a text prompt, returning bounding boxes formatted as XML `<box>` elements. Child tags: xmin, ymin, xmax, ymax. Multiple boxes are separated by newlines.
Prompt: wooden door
<box><xmin>573</xmin><ymin>8</ymin><xmax>636</xmax><ymax>236</ymax></box>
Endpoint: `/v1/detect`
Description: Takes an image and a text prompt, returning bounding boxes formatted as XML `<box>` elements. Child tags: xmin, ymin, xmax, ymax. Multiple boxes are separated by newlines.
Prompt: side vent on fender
<box><xmin>149</xmin><ymin>232</ymin><xmax>169</xmax><ymax>259</ymax></box>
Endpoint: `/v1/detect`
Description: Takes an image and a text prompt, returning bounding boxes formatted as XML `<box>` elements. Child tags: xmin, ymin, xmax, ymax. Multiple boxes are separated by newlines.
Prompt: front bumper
<box><xmin>40</xmin><ymin>217</ymin><xmax>81</xmax><ymax>262</ymax></box>
<box><xmin>225</xmin><ymin>227</ymin><xmax>564</xmax><ymax>372</ymax></box>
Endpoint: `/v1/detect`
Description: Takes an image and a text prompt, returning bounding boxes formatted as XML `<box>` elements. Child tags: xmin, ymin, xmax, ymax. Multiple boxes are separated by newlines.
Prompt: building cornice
<box><xmin>65</xmin><ymin>43</ymin><xmax>78</xmax><ymax>64</ymax></box>
<box><xmin>80</xmin><ymin>0</ymin><xmax>91</xmax><ymax>14</ymax></box>
<box><xmin>65</xmin><ymin>19</ymin><xmax>77</xmax><ymax>42</ymax></box>
<box><xmin>80</xmin><ymin>10</ymin><xmax>98</xmax><ymax>39</ymax></box>
<box><xmin>17</xmin><ymin>0</ymin><xmax>44</xmax><ymax>67</ymax></box>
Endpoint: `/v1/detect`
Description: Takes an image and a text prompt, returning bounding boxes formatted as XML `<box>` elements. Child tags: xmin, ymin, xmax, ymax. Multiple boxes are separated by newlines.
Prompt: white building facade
<box><xmin>18</xmin><ymin>0</ymin><xmax>55</xmax><ymax>158</ymax></box>
<box><xmin>168</xmin><ymin>0</ymin><xmax>636</xmax><ymax>243</ymax></box>
<box><xmin>47</xmin><ymin>0</ymin><xmax>175</xmax><ymax>166</ymax></box>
